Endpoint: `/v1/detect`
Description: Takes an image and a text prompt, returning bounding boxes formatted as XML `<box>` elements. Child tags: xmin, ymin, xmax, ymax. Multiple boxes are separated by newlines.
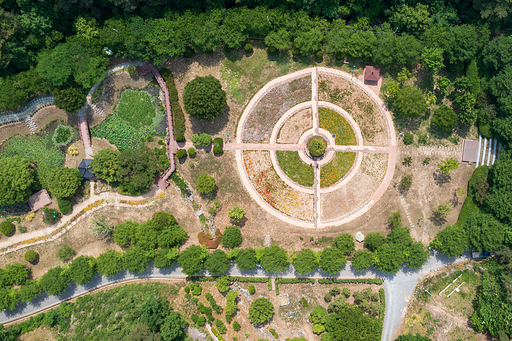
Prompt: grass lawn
<box><xmin>321</xmin><ymin>152</ymin><xmax>356</xmax><ymax>187</ymax></box>
<box><xmin>0</xmin><ymin>134</ymin><xmax>65</xmax><ymax>187</ymax></box>
<box><xmin>319</xmin><ymin>107</ymin><xmax>356</xmax><ymax>145</ymax></box>
<box><xmin>276</xmin><ymin>151</ymin><xmax>314</xmax><ymax>187</ymax></box>
<box><xmin>91</xmin><ymin>114</ymin><xmax>155</xmax><ymax>151</ymax></box>
<box><xmin>117</xmin><ymin>90</ymin><xmax>156</xmax><ymax>128</ymax></box>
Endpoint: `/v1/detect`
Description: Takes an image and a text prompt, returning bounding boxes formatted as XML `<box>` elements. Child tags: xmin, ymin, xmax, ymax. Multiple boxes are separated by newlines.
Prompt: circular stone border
<box><xmin>235</xmin><ymin>67</ymin><xmax>397</xmax><ymax>228</ymax></box>
<box><xmin>298</xmin><ymin>128</ymin><xmax>335</xmax><ymax>166</ymax></box>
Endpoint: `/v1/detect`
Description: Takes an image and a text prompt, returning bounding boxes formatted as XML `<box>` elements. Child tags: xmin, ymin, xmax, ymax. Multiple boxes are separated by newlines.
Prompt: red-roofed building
<box><xmin>364</xmin><ymin>65</ymin><xmax>380</xmax><ymax>84</ymax></box>
<box><xmin>28</xmin><ymin>189</ymin><xmax>52</xmax><ymax>212</ymax></box>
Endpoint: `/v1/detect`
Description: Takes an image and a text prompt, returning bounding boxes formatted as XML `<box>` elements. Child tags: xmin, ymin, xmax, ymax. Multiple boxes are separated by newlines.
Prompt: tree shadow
<box><xmin>232</xmin><ymin>216</ymin><xmax>247</xmax><ymax>228</ymax></box>
<box><xmin>433</xmin><ymin>169</ymin><xmax>451</xmax><ymax>187</ymax></box>
<box><xmin>430</xmin><ymin>212</ymin><xmax>448</xmax><ymax>226</ymax></box>
<box><xmin>190</xmin><ymin>105</ymin><xmax>230</xmax><ymax>135</ymax></box>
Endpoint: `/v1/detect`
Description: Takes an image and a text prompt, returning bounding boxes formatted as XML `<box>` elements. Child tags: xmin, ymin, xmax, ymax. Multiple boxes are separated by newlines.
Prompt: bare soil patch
<box><xmin>242</xmin><ymin>76</ymin><xmax>312</xmax><ymax>143</ymax></box>
<box><xmin>17</xmin><ymin>327</ymin><xmax>58</xmax><ymax>341</ymax></box>
<box><xmin>277</xmin><ymin>108</ymin><xmax>313</xmax><ymax>144</ymax></box>
<box><xmin>318</xmin><ymin>75</ymin><xmax>388</xmax><ymax>146</ymax></box>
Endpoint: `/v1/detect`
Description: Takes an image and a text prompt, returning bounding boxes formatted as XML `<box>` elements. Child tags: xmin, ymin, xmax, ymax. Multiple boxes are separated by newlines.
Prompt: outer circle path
<box><xmin>234</xmin><ymin>67</ymin><xmax>397</xmax><ymax>228</ymax></box>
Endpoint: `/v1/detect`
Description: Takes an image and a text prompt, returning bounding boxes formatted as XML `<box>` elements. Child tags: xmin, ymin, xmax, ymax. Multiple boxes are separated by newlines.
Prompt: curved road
<box><xmin>0</xmin><ymin>251</ymin><xmax>471</xmax><ymax>341</ymax></box>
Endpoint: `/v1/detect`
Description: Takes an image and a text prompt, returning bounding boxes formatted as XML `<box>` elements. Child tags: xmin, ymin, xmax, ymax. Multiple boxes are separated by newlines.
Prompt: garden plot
<box><xmin>242</xmin><ymin>76</ymin><xmax>311</xmax><ymax>143</ymax></box>
<box><xmin>319</xmin><ymin>107</ymin><xmax>356</xmax><ymax>146</ymax></box>
<box><xmin>243</xmin><ymin>150</ymin><xmax>313</xmax><ymax>221</ymax></box>
<box><xmin>277</xmin><ymin>108</ymin><xmax>313</xmax><ymax>144</ymax></box>
<box><xmin>320</xmin><ymin>152</ymin><xmax>356</xmax><ymax>187</ymax></box>
<box><xmin>321</xmin><ymin>155</ymin><xmax>382</xmax><ymax>221</ymax></box>
<box><xmin>361</xmin><ymin>153</ymin><xmax>388</xmax><ymax>181</ymax></box>
<box><xmin>276</xmin><ymin>151</ymin><xmax>314</xmax><ymax>187</ymax></box>
<box><xmin>318</xmin><ymin>75</ymin><xmax>388</xmax><ymax>146</ymax></box>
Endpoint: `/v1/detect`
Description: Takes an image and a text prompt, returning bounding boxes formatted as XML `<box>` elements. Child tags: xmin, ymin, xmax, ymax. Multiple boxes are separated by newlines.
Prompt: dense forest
<box><xmin>1</xmin><ymin>0</ymin><xmax>512</xmax><ymax>150</ymax></box>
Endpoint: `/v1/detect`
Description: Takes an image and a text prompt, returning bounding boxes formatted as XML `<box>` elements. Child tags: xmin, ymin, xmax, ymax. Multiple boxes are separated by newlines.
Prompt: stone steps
<box><xmin>24</xmin><ymin>117</ymin><xmax>38</xmax><ymax>132</ymax></box>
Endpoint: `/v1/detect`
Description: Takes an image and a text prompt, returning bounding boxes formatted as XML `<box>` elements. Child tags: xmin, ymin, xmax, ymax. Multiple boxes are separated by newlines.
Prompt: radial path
<box><xmin>230</xmin><ymin>67</ymin><xmax>396</xmax><ymax>228</ymax></box>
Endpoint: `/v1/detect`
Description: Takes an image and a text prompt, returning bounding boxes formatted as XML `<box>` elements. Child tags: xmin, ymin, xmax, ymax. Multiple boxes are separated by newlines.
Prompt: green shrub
<box><xmin>18</xmin><ymin>225</ymin><xmax>26</xmax><ymax>233</ymax></box>
<box><xmin>175</xmin><ymin>133</ymin><xmax>185</xmax><ymax>142</ymax></box>
<box><xmin>324</xmin><ymin>292</ymin><xmax>332</xmax><ymax>302</ymax></box>
<box><xmin>184</xmin><ymin>46</ymin><xmax>195</xmax><ymax>58</ymax></box>
<box><xmin>196</xmin><ymin>174</ymin><xmax>215</xmax><ymax>194</ymax></box>
<box><xmin>458</xmin><ymin>165</ymin><xmax>488</xmax><ymax>226</ymax></box>
<box><xmin>57</xmin><ymin>198</ymin><xmax>72</xmax><ymax>214</ymax></box>
<box><xmin>0</xmin><ymin>221</ymin><xmax>15</xmax><ymax>235</ymax></box>
<box><xmin>184</xmin><ymin>76</ymin><xmax>227</xmax><ymax>121</ymax></box>
<box><xmin>158</xmin><ymin>139</ymin><xmax>166</xmax><ymax>145</ymax></box>
<box><xmin>176</xmin><ymin>149</ymin><xmax>187</xmax><ymax>159</ymax></box>
<box><xmin>24</xmin><ymin>250</ymin><xmax>38</xmax><ymax>263</ymax></box>
<box><xmin>308</xmin><ymin>137</ymin><xmax>326</xmax><ymax>157</ymax></box>
<box><xmin>233</xmin><ymin>321</ymin><xmax>241</xmax><ymax>331</ymax></box>
<box><xmin>191</xmin><ymin>133</ymin><xmax>212</xmax><ymax>147</ymax></box>
<box><xmin>126</xmin><ymin>65</ymin><xmax>138</xmax><ymax>76</ymax></box>
<box><xmin>245</xmin><ymin>44</ymin><xmax>254</xmax><ymax>53</ymax></box>
<box><xmin>248</xmin><ymin>285</ymin><xmax>255</xmax><ymax>294</ymax></box>
<box><xmin>52</xmin><ymin>125</ymin><xmax>73</xmax><ymax>146</ymax></box>
<box><xmin>187</xmin><ymin>148</ymin><xmax>196</xmax><ymax>156</ymax></box>
<box><xmin>215</xmin><ymin>319</ymin><xmax>227</xmax><ymax>333</ymax></box>
<box><xmin>269</xmin><ymin>329</ymin><xmax>279</xmax><ymax>338</ymax></box>
<box><xmin>57</xmin><ymin>245</ymin><xmax>75</xmax><ymax>261</ymax></box>
<box><xmin>315</xmin><ymin>50</ymin><xmax>324</xmax><ymax>60</ymax></box>
<box><xmin>159</xmin><ymin>68</ymin><xmax>186</xmax><ymax>134</ymax></box>
<box><xmin>335</xmin><ymin>51</ymin><xmax>345</xmax><ymax>60</ymax></box>
<box><xmin>213</xmin><ymin>137</ymin><xmax>223</xmax><ymax>154</ymax></box>
<box><xmin>292</xmin><ymin>47</ymin><xmax>300</xmax><ymax>56</ymax></box>
<box><xmin>403</xmin><ymin>133</ymin><xmax>414</xmax><ymax>145</ymax></box>
<box><xmin>42</xmin><ymin>207</ymin><xmax>61</xmax><ymax>225</ymax></box>
<box><xmin>146</xmin><ymin>134</ymin><xmax>154</xmax><ymax>142</ymax></box>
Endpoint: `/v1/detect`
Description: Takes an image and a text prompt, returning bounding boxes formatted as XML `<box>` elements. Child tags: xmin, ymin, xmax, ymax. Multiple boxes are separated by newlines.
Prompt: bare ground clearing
<box><xmin>277</xmin><ymin>108</ymin><xmax>313</xmax><ymax>144</ymax></box>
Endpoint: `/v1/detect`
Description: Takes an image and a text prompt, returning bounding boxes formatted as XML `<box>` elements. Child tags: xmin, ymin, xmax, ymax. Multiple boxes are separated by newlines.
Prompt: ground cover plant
<box><xmin>116</xmin><ymin>90</ymin><xmax>156</xmax><ymax>128</ymax></box>
<box><xmin>51</xmin><ymin>125</ymin><xmax>73</xmax><ymax>146</ymax></box>
<box><xmin>0</xmin><ymin>134</ymin><xmax>65</xmax><ymax>188</ymax></box>
<box><xmin>320</xmin><ymin>152</ymin><xmax>356</xmax><ymax>187</ymax></box>
<box><xmin>276</xmin><ymin>151</ymin><xmax>314</xmax><ymax>187</ymax></box>
<box><xmin>92</xmin><ymin>114</ymin><xmax>156</xmax><ymax>151</ymax></box>
<box><xmin>319</xmin><ymin>107</ymin><xmax>357</xmax><ymax>145</ymax></box>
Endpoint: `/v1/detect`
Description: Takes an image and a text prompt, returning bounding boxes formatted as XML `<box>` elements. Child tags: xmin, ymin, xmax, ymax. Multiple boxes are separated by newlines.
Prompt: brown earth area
<box><xmin>277</xmin><ymin>108</ymin><xmax>313</xmax><ymax>144</ymax></box>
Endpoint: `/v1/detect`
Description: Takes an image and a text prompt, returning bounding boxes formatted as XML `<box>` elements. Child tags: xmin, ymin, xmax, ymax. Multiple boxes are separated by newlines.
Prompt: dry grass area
<box><xmin>0</xmin><ymin>188</ymin><xmax>201</xmax><ymax>278</ymax></box>
<box><xmin>277</xmin><ymin>108</ymin><xmax>312</xmax><ymax>144</ymax></box>
<box><xmin>318</xmin><ymin>74</ymin><xmax>388</xmax><ymax>146</ymax></box>
<box><xmin>32</xmin><ymin>106</ymin><xmax>71</xmax><ymax>130</ymax></box>
<box><xmin>395</xmin><ymin>152</ymin><xmax>474</xmax><ymax>243</ymax></box>
<box><xmin>0</xmin><ymin>121</ymin><xmax>31</xmax><ymax>145</ymax></box>
<box><xmin>64</xmin><ymin>137</ymin><xmax>117</xmax><ymax>168</ymax></box>
<box><xmin>17</xmin><ymin>327</ymin><xmax>58</xmax><ymax>341</ymax></box>
<box><xmin>398</xmin><ymin>262</ymin><xmax>491</xmax><ymax>341</ymax></box>
<box><xmin>242</xmin><ymin>76</ymin><xmax>312</xmax><ymax>143</ymax></box>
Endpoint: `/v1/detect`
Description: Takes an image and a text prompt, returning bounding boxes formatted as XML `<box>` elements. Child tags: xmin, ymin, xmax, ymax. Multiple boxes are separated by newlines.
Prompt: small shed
<box><xmin>28</xmin><ymin>189</ymin><xmax>52</xmax><ymax>212</ymax></box>
<box><xmin>364</xmin><ymin>66</ymin><xmax>380</xmax><ymax>84</ymax></box>
<box><xmin>78</xmin><ymin>159</ymin><xmax>96</xmax><ymax>179</ymax></box>
<box><xmin>462</xmin><ymin>139</ymin><xmax>479</xmax><ymax>164</ymax></box>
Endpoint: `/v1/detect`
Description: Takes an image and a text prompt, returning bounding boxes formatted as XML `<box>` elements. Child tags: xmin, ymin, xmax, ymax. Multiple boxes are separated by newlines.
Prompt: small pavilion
<box><xmin>78</xmin><ymin>159</ymin><xmax>96</xmax><ymax>179</ymax></box>
<box><xmin>28</xmin><ymin>189</ymin><xmax>52</xmax><ymax>212</ymax></box>
<box><xmin>364</xmin><ymin>66</ymin><xmax>380</xmax><ymax>85</ymax></box>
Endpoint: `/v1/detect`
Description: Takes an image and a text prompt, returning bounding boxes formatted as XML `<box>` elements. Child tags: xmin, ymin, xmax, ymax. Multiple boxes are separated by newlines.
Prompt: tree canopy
<box><xmin>183</xmin><ymin>76</ymin><xmax>226</xmax><ymax>121</ymax></box>
<box><xmin>221</xmin><ymin>226</ymin><xmax>242</xmax><ymax>249</ymax></box>
<box><xmin>48</xmin><ymin>167</ymin><xmax>82</xmax><ymax>198</ymax></box>
<box><xmin>204</xmin><ymin>249</ymin><xmax>230</xmax><ymax>275</ymax></box>
<box><xmin>178</xmin><ymin>245</ymin><xmax>208</xmax><ymax>276</ymax></box>
<box><xmin>464</xmin><ymin>213</ymin><xmax>504</xmax><ymax>252</ymax></box>
<box><xmin>294</xmin><ymin>249</ymin><xmax>319</xmax><ymax>274</ymax></box>
<box><xmin>260</xmin><ymin>245</ymin><xmax>289</xmax><ymax>273</ymax></box>
<box><xmin>249</xmin><ymin>298</ymin><xmax>274</xmax><ymax>325</ymax></box>
<box><xmin>393</xmin><ymin>86</ymin><xmax>427</xmax><ymax>118</ymax></box>
<box><xmin>90</xmin><ymin>149</ymin><xmax>119</xmax><ymax>184</ymax></box>
<box><xmin>0</xmin><ymin>156</ymin><xmax>35</xmax><ymax>205</ymax></box>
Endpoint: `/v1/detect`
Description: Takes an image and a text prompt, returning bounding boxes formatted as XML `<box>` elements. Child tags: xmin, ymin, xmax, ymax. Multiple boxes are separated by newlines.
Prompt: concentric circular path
<box><xmin>228</xmin><ymin>67</ymin><xmax>396</xmax><ymax>228</ymax></box>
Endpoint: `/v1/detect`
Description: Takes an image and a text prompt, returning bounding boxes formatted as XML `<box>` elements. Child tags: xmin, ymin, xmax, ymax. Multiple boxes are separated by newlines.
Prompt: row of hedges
<box><xmin>457</xmin><ymin>165</ymin><xmax>488</xmax><ymax>226</ymax></box>
<box><xmin>318</xmin><ymin>278</ymin><xmax>383</xmax><ymax>285</ymax></box>
<box><xmin>186</xmin><ymin>275</ymin><xmax>272</xmax><ymax>290</ymax></box>
<box><xmin>379</xmin><ymin>288</ymin><xmax>386</xmax><ymax>322</ymax></box>
<box><xmin>170</xmin><ymin>172</ymin><xmax>190</xmax><ymax>196</ymax></box>
<box><xmin>159</xmin><ymin>68</ymin><xmax>185</xmax><ymax>134</ymax></box>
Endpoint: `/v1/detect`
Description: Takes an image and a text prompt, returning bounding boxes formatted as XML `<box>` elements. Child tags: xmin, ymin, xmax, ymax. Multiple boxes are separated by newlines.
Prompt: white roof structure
<box><xmin>355</xmin><ymin>232</ymin><xmax>365</xmax><ymax>243</ymax></box>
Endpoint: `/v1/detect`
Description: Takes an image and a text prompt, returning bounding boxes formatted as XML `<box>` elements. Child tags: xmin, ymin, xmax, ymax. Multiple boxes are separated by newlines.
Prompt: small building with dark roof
<box><xmin>78</xmin><ymin>159</ymin><xmax>96</xmax><ymax>179</ymax></box>
<box><xmin>364</xmin><ymin>65</ymin><xmax>380</xmax><ymax>84</ymax></box>
<box><xmin>28</xmin><ymin>189</ymin><xmax>52</xmax><ymax>212</ymax></box>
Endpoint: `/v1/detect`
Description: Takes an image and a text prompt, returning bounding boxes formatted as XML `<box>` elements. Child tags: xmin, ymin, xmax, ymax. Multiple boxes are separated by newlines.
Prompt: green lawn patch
<box><xmin>116</xmin><ymin>90</ymin><xmax>156</xmax><ymax>128</ymax></box>
<box><xmin>276</xmin><ymin>151</ymin><xmax>314</xmax><ymax>187</ymax></box>
<box><xmin>91</xmin><ymin>115</ymin><xmax>155</xmax><ymax>151</ymax></box>
<box><xmin>0</xmin><ymin>134</ymin><xmax>65</xmax><ymax>188</ymax></box>
<box><xmin>319</xmin><ymin>107</ymin><xmax>357</xmax><ymax>145</ymax></box>
<box><xmin>321</xmin><ymin>152</ymin><xmax>356</xmax><ymax>187</ymax></box>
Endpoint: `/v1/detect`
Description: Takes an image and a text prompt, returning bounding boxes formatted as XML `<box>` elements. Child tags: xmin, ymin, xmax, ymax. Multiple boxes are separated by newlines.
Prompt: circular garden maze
<box><xmin>235</xmin><ymin>67</ymin><xmax>397</xmax><ymax>228</ymax></box>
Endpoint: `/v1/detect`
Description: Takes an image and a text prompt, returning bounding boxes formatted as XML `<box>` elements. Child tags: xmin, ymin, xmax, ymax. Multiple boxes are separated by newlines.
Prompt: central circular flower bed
<box><xmin>307</xmin><ymin>136</ymin><xmax>327</xmax><ymax>158</ymax></box>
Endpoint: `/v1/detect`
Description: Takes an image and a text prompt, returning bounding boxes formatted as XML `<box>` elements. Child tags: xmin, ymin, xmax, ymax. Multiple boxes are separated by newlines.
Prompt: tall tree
<box><xmin>0</xmin><ymin>156</ymin><xmax>35</xmax><ymax>205</ymax></box>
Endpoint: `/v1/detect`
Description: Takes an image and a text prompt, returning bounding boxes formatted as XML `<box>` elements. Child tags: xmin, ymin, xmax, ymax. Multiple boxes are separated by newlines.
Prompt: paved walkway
<box><xmin>0</xmin><ymin>250</ymin><xmax>472</xmax><ymax>341</ymax></box>
<box><xmin>231</xmin><ymin>67</ymin><xmax>397</xmax><ymax>228</ymax></box>
<box><xmin>0</xmin><ymin>182</ymin><xmax>162</xmax><ymax>252</ymax></box>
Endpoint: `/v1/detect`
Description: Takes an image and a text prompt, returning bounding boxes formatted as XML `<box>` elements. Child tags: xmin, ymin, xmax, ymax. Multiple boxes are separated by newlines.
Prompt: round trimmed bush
<box><xmin>315</xmin><ymin>50</ymin><xmax>324</xmax><ymax>60</ymax></box>
<box><xmin>245</xmin><ymin>43</ymin><xmax>254</xmax><ymax>54</ymax></box>
<box><xmin>307</xmin><ymin>137</ymin><xmax>327</xmax><ymax>157</ymax></box>
<box><xmin>248</xmin><ymin>285</ymin><xmax>255</xmax><ymax>294</ymax></box>
<box><xmin>213</xmin><ymin>137</ymin><xmax>223</xmax><ymax>154</ymax></box>
<box><xmin>221</xmin><ymin>226</ymin><xmax>242</xmax><ymax>249</ymax></box>
<box><xmin>52</xmin><ymin>125</ymin><xmax>73</xmax><ymax>146</ymax></box>
<box><xmin>187</xmin><ymin>148</ymin><xmax>196</xmax><ymax>156</ymax></box>
<box><xmin>432</xmin><ymin>105</ymin><xmax>458</xmax><ymax>131</ymax></box>
<box><xmin>24</xmin><ymin>250</ymin><xmax>38</xmax><ymax>263</ymax></box>
<box><xmin>175</xmin><ymin>133</ymin><xmax>185</xmax><ymax>142</ymax></box>
<box><xmin>249</xmin><ymin>298</ymin><xmax>274</xmax><ymax>325</ymax></box>
<box><xmin>403</xmin><ymin>133</ymin><xmax>414</xmax><ymax>145</ymax></box>
<box><xmin>176</xmin><ymin>149</ymin><xmax>187</xmax><ymax>159</ymax></box>
<box><xmin>183</xmin><ymin>76</ymin><xmax>227</xmax><ymax>121</ymax></box>
<box><xmin>0</xmin><ymin>221</ymin><xmax>15</xmax><ymax>236</ymax></box>
<box><xmin>196</xmin><ymin>174</ymin><xmax>216</xmax><ymax>194</ymax></box>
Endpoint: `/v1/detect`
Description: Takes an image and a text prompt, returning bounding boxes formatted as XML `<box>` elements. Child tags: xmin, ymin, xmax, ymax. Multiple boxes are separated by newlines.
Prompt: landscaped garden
<box><xmin>319</xmin><ymin>107</ymin><xmax>357</xmax><ymax>146</ymax></box>
<box><xmin>276</xmin><ymin>151</ymin><xmax>314</xmax><ymax>187</ymax></box>
<box><xmin>320</xmin><ymin>152</ymin><xmax>356</xmax><ymax>187</ymax></box>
